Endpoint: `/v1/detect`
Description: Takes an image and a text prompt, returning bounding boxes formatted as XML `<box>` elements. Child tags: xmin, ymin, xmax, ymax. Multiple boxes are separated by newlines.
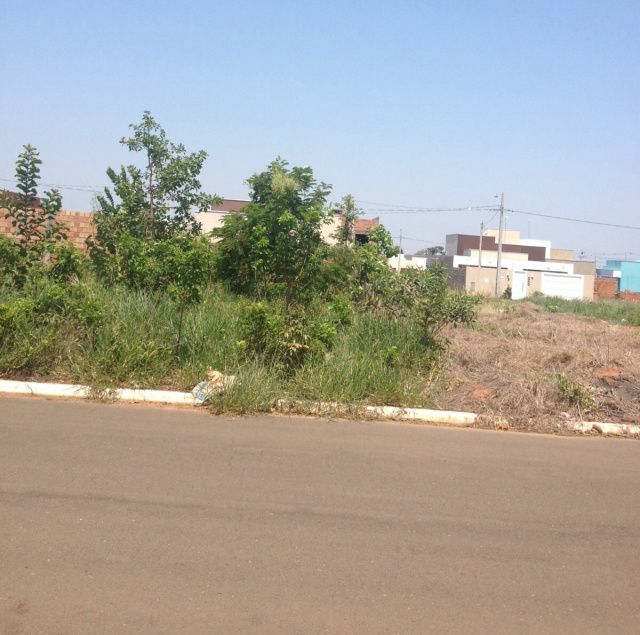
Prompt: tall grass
<box><xmin>0</xmin><ymin>278</ymin><xmax>441</xmax><ymax>411</ymax></box>
<box><xmin>290</xmin><ymin>313</ymin><xmax>438</xmax><ymax>407</ymax></box>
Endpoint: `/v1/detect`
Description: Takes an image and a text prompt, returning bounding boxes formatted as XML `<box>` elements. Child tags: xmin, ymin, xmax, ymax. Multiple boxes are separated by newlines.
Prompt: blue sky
<box><xmin>2</xmin><ymin>0</ymin><xmax>638</xmax><ymax>262</ymax></box>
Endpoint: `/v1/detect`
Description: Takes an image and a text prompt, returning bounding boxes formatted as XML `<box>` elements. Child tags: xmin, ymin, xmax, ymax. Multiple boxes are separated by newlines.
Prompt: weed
<box><xmin>546</xmin><ymin>373</ymin><xmax>595</xmax><ymax>412</ymax></box>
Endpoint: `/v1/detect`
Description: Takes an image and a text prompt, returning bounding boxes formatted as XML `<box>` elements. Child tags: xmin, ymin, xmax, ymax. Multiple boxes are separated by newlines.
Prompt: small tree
<box><xmin>153</xmin><ymin>235</ymin><xmax>216</xmax><ymax>355</ymax></box>
<box><xmin>415</xmin><ymin>245</ymin><xmax>445</xmax><ymax>256</ymax></box>
<box><xmin>214</xmin><ymin>158</ymin><xmax>331</xmax><ymax>309</ymax></box>
<box><xmin>91</xmin><ymin>111</ymin><xmax>218</xmax><ymax>246</ymax></box>
<box><xmin>365</xmin><ymin>225</ymin><xmax>399</xmax><ymax>258</ymax></box>
<box><xmin>334</xmin><ymin>194</ymin><xmax>360</xmax><ymax>246</ymax></box>
<box><xmin>1</xmin><ymin>145</ymin><xmax>67</xmax><ymax>281</ymax></box>
<box><xmin>89</xmin><ymin>113</ymin><xmax>220</xmax><ymax>286</ymax></box>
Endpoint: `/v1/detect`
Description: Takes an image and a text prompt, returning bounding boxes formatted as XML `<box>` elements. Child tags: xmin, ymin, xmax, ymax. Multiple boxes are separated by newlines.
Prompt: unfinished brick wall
<box><xmin>619</xmin><ymin>290</ymin><xmax>640</xmax><ymax>303</ymax></box>
<box><xmin>0</xmin><ymin>210</ymin><xmax>95</xmax><ymax>252</ymax></box>
<box><xmin>594</xmin><ymin>278</ymin><xmax>617</xmax><ymax>300</ymax></box>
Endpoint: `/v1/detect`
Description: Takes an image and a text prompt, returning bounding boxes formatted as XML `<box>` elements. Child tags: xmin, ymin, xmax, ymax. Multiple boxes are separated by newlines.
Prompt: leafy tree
<box><xmin>415</xmin><ymin>245</ymin><xmax>445</xmax><ymax>256</ymax></box>
<box><xmin>334</xmin><ymin>194</ymin><xmax>360</xmax><ymax>246</ymax></box>
<box><xmin>153</xmin><ymin>234</ymin><xmax>216</xmax><ymax>354</ymax></box>
<box><xmin>413</xmin><ymin>264</ymin><xmax>479</xmax><ymax>351</ymax></box>
<box><xmin>1</xmin><ymin>145</ymin><xmax>68</xmax><ymax>284</ymax></box>
<box><xmin>88</xmin><ymin>112</ymin><xmax>219</xmax><ymax>287</ymax></box>
<box><xmin>213</xmin><ymin>158</ymin><xmax>331</xmax><ymax>309</ymax></box>
<box><xmin>365</xmin><ymin>225</ymin><xmax>400</xmax><ymax>258</ymax></box>
<box><xmin>89</xmin><ymin>112</ymin><xmax>218</xmax><ymax>252</ymax></box>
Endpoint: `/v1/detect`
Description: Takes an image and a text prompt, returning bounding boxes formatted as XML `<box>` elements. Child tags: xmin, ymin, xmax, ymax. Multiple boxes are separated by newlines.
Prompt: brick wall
<box><xmin>593</xmin><ymin>278</ymin><xmax>618</xmax><ymax>300</ymax></box>
<box><xmin>0</xmin><ymin>210</ymin><xmax>95</xmax><ymax>252</ymax></box>
<box><xmin>619</xmin><ymin>290</ymin><xmax>640</xmax><ymax>303</ymax></box>
<box><xmin>353</xmin><ymin>217</ymin><xmax>379</xmax><ymax>235</ymax></box>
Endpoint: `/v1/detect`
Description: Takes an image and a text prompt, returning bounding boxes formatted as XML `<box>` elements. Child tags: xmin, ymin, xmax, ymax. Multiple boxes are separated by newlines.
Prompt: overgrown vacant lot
<box><xmin>438</xmin><ymin>300</ymin><xmax>640</xmax><ymax>431</ymax></box>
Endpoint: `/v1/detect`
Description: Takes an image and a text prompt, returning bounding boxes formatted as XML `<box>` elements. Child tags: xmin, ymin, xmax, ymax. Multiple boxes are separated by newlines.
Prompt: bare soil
<box><xmin>437</xmin><ymin>302</ymin><xmax>640</xmax><ymax>433</ymax></box>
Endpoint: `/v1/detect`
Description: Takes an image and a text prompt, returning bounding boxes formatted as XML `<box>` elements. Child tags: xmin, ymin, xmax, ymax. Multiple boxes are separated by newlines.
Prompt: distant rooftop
<box><xmin>210</xmin><ymin>199</ymin><xmax>250</xmax><ymax>213</ymax></box>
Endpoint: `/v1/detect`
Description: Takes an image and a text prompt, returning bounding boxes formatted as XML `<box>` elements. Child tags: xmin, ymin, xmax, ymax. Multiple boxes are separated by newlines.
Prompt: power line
<box><xmin>359</xmin><ymin>198</ymin><xmax>640</xmax><ymax>230</ymax></box>
<box><xmin>398</xmin><ymin>236</ymin><xmax>443</xmax><ymax>245</ymax></box>
<box><xmin>360</xmin><ymin>206</ymin><xmax>495</xmax><ymax>215</ymax></box>
<box><xmin>0</xmin><ymin>178</ymin><xmax>105</xmax><ymax>193</ymax></box>
<box><xmin>505</xmin><ymin>208</ymin><xmax>640</xmax><ymax>231</ymax></box>
<box><xmin>359</xmin><ymin>200</ymin><xmax>496</xmax><ymax>211</ymax></box>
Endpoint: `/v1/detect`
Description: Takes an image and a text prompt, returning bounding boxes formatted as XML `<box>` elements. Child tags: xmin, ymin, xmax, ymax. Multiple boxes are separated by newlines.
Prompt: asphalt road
<box><xmin>1</xmin><ymin>397</ymin><xmax>638</xmax><ymax>634</ymax></box>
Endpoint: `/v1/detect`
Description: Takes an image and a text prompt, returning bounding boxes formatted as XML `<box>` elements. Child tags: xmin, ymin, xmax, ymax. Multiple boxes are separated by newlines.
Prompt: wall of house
<box><xmin>195</xmin><ymin>210</ymin><xmax>230</xmax><ymax>241</ymax></box>
<box><xmin>465</xmin><ymin>249</ymin><xmax>529</xmax><ymax>261</ymax></box>
<box><xmin>387</xmin><ymin>255</ymin><xmax>427</xmax><ymax>270</ymax></box>
<box><xmin>484</xmin><ymin>228</ymin><xmax>521</xmax><ymax>245</ymax></box>
<box><xmin>550</xmin><ymin>248</ymin><xmax>574</xmax><ymax>260</ymax></box>
<box><xmin>453</xmin><ymin>254</ymin><xmax>574</xmax><ymax>274</ymax></box>
<box><xmin>519</xmin><ymin>238</ymin><xmax>551</xmax><ymax>259</ymax></box>
<box><xmin>465</xmin><ymin>266</ymin><xmax>510</xmax><ymax>296</ymax></box>
<box><xmin>594</xmin><ymin>278</ymin><xmax>618</xmax><ymax>300</ymax></box>
<box><xmin>603</xmin><ymin>261</ymin><xmax>640</xmax><ymax>292</ymax></box>
<box><xmin>619</xmin><ymin>290</ymin><xmax>640</xmax><ymax>302</ymax></box>
<box><xmin>446</xmin><ymin>234</ymin><xmax>546</xmax><ymax>262</ymax></box>
<box><xmin>539</xmin><ymin>272</ymin><xmax>593</xmax><ymax>301</ymax></box>
<box><xmin>0</xmin><ymin>209</ymin><xmax>95</xmax><ymax>252</ymax></box>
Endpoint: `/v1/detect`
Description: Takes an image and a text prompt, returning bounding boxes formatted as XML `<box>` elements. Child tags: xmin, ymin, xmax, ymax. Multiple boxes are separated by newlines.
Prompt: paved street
<box><xmin>1</xmin><ymin>397</ymin><xmax>639</xmax><ymax>634</ymax></box>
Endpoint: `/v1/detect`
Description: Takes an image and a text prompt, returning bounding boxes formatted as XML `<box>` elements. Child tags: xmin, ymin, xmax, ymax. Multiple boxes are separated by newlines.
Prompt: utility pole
<box><xmin>476</xmin><ymin>221</ymin><xmax>484</xmax><ymax>294</ymax></box>
<box><xmin>495</xmin><ymin>193</ymin><xmax>504</xmax><ymax>297</ymax></box>
<box><xmin>397</xmin><ymin>229</ymin><xmax>402</xmax><ymax>274</ymax></box>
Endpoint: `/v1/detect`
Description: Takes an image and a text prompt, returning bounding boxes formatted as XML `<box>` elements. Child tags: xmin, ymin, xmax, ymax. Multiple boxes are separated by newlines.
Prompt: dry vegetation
<box><xmin>437</xmin><ymin>301</ymin><xmax>640</xmax><ymax>433</ymax></box>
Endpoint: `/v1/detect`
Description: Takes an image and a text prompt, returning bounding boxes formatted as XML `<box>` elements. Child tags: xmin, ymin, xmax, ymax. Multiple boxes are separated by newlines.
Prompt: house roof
<box><xmin>210</xmin><ymin>199</ymin><xmax>250</xmax><ymax>213</ymax></box>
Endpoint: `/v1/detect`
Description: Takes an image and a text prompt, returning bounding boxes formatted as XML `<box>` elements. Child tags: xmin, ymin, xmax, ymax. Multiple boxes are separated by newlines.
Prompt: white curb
<box><xmin>365</xmin><ymin>405</ymin><xmax>477</xmax><ymax>425</ymax></box>
<box><xmin>0</xmin><ymin>380</ymin><xmax>193</xmax><ymax>405</ymax></box>
<box><xmin>570</xmin><ymin>421</ymin><xmax>640</xmax><ymax>436</ymax></box>
<box><xmin>276</xmin><ymin>399</ymin><xmax>478</xmax><ymax>425</ymax></box>
<box><xmin>0</xmin><ymin>381</ymin><xmax>479</xmax><ymax>424</ymax></box>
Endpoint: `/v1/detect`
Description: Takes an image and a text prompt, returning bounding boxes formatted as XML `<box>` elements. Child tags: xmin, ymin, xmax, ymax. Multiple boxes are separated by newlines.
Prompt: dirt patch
<box><xmin>437</xmin><ymin>302</ymin><xmax>640</xmax><ymax>433</ymax></box>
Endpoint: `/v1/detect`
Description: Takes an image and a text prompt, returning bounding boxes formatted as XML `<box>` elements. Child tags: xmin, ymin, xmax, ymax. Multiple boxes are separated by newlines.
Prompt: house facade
<box><xmin>443</xmin><ymin>229</ymin><xmax>595</xmax><ymax>301</ymax></box>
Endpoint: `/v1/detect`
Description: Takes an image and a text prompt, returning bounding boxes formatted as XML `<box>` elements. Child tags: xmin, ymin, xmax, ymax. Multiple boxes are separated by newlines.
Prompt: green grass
<box><xmin>0</xmin><ymin>278</ymin><xmax>442</xmax><ymax>412</ymax></box>
<box><xmin>518</xmin><ymin>295</ymin><xmax>640</xmax><ymax>326</ymax></box>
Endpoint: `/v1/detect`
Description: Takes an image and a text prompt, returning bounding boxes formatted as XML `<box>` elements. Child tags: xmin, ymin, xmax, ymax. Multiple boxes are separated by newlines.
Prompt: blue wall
<box><xmin>604</xmin><ymin>260</ymin><xmax>640</xmax><ymax>292</ymax></box>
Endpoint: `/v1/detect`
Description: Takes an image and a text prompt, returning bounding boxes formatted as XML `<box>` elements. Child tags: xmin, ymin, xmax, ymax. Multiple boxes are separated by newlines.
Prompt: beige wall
<box><xmin>573</xmin><ymin>261</ymin><xmax>596</xmax><ymax>277</ymax></box>
<box><xmin>484</xmin><ymin>228</ymin><xmax>521</xmax><ymax>245</ymax></box>
<box><xmin>320</xmin><ymin>216</ymin><xmax>342</xmax><ymax>245</ymax></box>
<box><xmin>465</xmin><ymin>267</ymin><xmax>594</xmax><ymax>300</ymax></box>
<box><xmin>550</xmin><ymin>248</ymin><xmax>574</xmax><ymax>260</ymax></box>
<box><xmin>194</xmin><ymin>211</ymin><xmax>228</xmax><ymax>241</ymax></box>
<box><xmin>582</xmin><ymin>274</ymin><xmax>594</xmax><ymax>300</ymax></box>
<box><xmin>466</xmin><ymin>249</ymin><xmax>528</xmax><ymax>261</ymax></box>
<box><xmin>465</xmin><ymin>266</ymin><xmax>511</xmax><ymax>296</ymax></box>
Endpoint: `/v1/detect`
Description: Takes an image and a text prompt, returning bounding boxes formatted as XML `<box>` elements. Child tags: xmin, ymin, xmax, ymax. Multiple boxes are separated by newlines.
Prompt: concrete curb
<box><xmin>4</xmin><ymin>380</ymin><xmax>633</xmax><ymax>434</ymax></box>
<box><xmin>275</xmin><ymin>399</ymin><xmax>478</xmax><ymax>425</ymax></box>
<box><xmin>570</xmin><ymin>421</ymin><xmax>640</xmax><ymax>436</ymax></box>
<box><xmin>0</xmin><ymin>380</ymin><xmax>479</xmax><ymax>424</ymax></box>
<box><xmin>0</xmin><ymin>380</ymin><xmax>193</xmax><ymax>405</ymax></box>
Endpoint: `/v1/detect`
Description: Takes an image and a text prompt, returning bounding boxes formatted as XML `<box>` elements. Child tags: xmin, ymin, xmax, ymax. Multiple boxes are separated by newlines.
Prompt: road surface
<box><xmin>1</xmin><ymin>397</ymin><xmax>638</xmax><ymax>634</ymax></box>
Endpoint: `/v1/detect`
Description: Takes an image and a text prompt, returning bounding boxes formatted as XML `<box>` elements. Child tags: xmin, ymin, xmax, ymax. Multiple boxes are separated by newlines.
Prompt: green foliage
<box><xmin>0</xmin><ymin>235</ymin><xmax>21</xmax><ymax>287</ymax></box>
<box><xmin>0</xmin><ymin>146</ymin><xmax>482</xmax><ymax>412</ymax></box>
<box><xmin>413</xmin><ymin>265</ymin><xmax>480</xmax><ymax>351</ymax></box>
<box><xmin>552</xmin><ymin>373</ymin><xmax>595</xmax><ymax>411</ymax></box>
<box><xmin>49</xmin><ymin>242</ymin><xmax>83</xmax><ymax>282</ymax></box>
<box><xmin>0</xmin><ymin>278</ymin><xmax>106</xmax><ymax>373</ymax></box>
<box><xmin>239</xmin><ymin>302</ymin><xmax>326</xmax><ymax>372</ymax></box>
<box><xmin>415</xmin><ymin>245</ymin><xmax>445</xmax><ymax>256</ymax></box>
<box><xmin>334</xmin><ymin>194</ymin><xmax>360</xmax><ymax>246</ymax></box>
<box><xmin>88</xmin><ymin>112</ymin><xmax>218</xmax><ymax>283</ymax></box>
<box><xmin>1</xmin><ymin>145</ymin><xmax>69</xmax><ymax>285</ymax></box>
<box><xmin>365</xmin><ymin>225</ymin><xmax>399</xmax><ymax>258</ymax></box>
<box><xmin>213</xmin><ymin>158</ymin><xmax>331</xmax><ymax>308</ymax></box>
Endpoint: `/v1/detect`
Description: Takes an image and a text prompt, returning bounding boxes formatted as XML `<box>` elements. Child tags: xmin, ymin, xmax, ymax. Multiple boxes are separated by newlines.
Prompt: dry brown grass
<box><xmin>436</xmin><ymin>302</ymin><xmax>640</xmax><ymax>432</ymax></box>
